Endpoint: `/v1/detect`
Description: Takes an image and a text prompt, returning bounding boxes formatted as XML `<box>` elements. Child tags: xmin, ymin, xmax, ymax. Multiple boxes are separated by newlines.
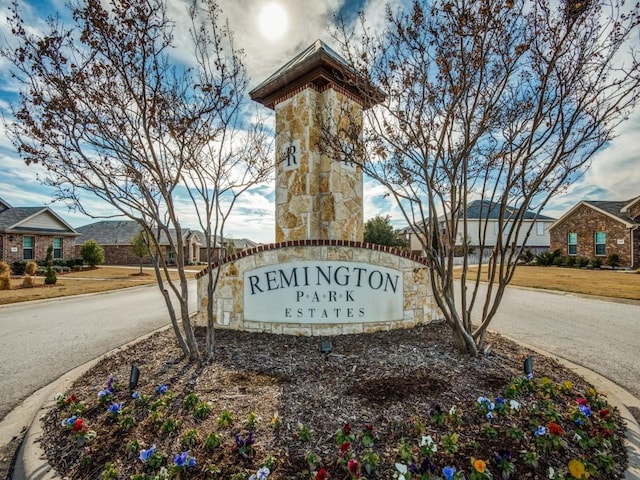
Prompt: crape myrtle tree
<box><xmin>319</xmin><ymin>0</ymin><xmax>640</xmax><ymax>355</ymax></box>
<box><xmin>3</xmin><ymin>0</ymin><xmax>272</xmax><ymax>361</ymax></box>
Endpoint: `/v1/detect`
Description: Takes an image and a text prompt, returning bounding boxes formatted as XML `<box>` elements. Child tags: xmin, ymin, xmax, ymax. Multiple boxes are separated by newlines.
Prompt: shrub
<box><xmin>519</xmin><ymin>248</ymin><xmax>534</xmax><ymax>265</ymax></box>
<box><xmin>575</xmin><ymin>256</ymin><xmax>590</xmax><ymax>268</ymax></box>
<box><xmin>11</xmin><ymin>261</ymin><xmax>26</xmax><ymax>276</ymax></box>
<box><xmin>590</xmin><ymin>257</ymin><xmax>602</xmax><ymax>269</ymax></box>
<box><xmin>552</xmin><ymin>255</ymin><xmax>565</xmax><ymax>266</ymax></box>
<box><xmin>25</xmin><ymin>261</ymin><xmax>38</xmax><ymax>275</ymax></box>
<box><xmin>0</xmin><ymin>261</ymin><xmax>10</xmax><ymax>275</ymax></box>
<box><xmin>565</xmin><ymin>256</ymin><xmax>576</xmax><ymax>267</ymax></box>
<box><xmin>0</xmin><ymin>272</ymin><xmax>10</xmax><ymax>290</ymax></box>
<box><xmin>607</xmin><ymin>253</ymin><xmax>621</xmax><ymax>269</ymax></box>
<box><xmin>535</xmin><ymin>249</ymin><xmax>561</xmax><ymax>266</ymax></box>
<box><xmin>80</xmin><ymin>240</ymin><xmax>105</xmax><ymax>268</ymax></box>
<box><xmin>45</xmin><ymin>245</ymin><xmax>57</xmax><ymax>285</ymax></box>
<box><xmin>22</xmin><ymin>275</ymin><xmax>35</xmax><ymax>288</ymax></box>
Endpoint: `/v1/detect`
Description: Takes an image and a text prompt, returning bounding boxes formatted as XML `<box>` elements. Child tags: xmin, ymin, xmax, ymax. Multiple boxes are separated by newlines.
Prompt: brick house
<box><xmin>549</xmin><ymin>196</ymin><xmax>640</xmax><ymax>268</ymax></box>
<box><xmin>74</xmin><ymin>220</ymin><xmax>202</xmax><ymax>265</ymax></box>
<box><xmin>0</xmin><ymin>197</ymin><xmax>79</xmax><ymax>264</ymax></box>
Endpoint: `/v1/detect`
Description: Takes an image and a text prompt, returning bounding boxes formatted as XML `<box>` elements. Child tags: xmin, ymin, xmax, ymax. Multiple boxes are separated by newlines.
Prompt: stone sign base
<box><xmin>195</xmin><ymin>240</ymin><xmax>441</xmax><ymax>336</ymax></box>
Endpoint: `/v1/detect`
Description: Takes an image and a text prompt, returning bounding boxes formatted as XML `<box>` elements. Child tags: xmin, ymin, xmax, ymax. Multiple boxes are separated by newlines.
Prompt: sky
<box><xmin>0</xmin><ymin>0</ymin><xmax>638</xmax><ymax>244</ymax></box>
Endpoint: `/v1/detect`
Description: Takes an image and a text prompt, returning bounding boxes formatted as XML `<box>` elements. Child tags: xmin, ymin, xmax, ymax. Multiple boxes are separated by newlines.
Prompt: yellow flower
<box><xmin>563</xmin><ymin>380</ymin><xmax>573</xmax><ymax>390</ymax></box>
<box><xmin>473</xmin><ymin>459</ymin><xmax>486</xmax><ymax>473</ymax></box>
<box><xmin>568</xmin><ymin>459</ymin><xmax>590</xmax><ymax>479</ymax></box>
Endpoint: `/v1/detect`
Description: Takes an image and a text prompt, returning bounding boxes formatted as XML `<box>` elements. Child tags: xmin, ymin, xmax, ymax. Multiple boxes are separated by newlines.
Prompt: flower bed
<box><xmin>41</xmin><ymin>324</ymin><xmax>627</xmax><ymax>479</ymax></box>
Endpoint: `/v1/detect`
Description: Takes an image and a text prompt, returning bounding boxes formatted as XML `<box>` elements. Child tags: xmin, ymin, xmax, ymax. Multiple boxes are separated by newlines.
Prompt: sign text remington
<box><xmin>243</xmin><ymin>261</ymin><xmax>404</xmax><ymax>324</ymax></box>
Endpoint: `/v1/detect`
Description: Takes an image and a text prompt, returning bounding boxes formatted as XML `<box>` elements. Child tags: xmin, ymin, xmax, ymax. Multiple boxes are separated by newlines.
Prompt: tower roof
<box><xmin>250</xmin><ymin>39</ymin><xmax>384</xmax><ymax>109</ymax></box>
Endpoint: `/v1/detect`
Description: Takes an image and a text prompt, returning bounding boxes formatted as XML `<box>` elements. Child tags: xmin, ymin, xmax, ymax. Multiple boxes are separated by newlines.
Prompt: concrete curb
<box><xmin>5</xmin><ymin>330</ymin><xmax>640</xmax><ymax>479</ymax></box>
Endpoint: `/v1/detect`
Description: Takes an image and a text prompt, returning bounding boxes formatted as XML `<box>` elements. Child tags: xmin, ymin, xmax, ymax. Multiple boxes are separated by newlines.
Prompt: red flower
<box><xmin>599</xmin><ymin>409</ymin><xmax>610</xmax><ymax>418</ymax></box>
<box><xmin>72</xmin><ymin>418</ymin><xmax>88</xmax><ymax>433</ymax></box>
<box><xmin>342</xmin><ymin>423</ymin><xmax>352</xmax><ymax>435</ymax></box>
<box><xmin>600</xmin><ymin>427</ymin><xmax>613</xmax><ymax>438</ymax></box>
<box><xmin>548</xmin><ymin>422</ymin><xmax>563</xmax><ymax>436</ymax></box>
<box><xmin>348</xmin><ymin>458</ymin><xmax>360</xmax><ymax>477</ymax></box>
<box><xmin>66</xmin><ymin>394</ymin><xmax>79</xmax><ymax>404</ymax></box>
<box><xmin>577</xmin><ymin>397</ymin><xmax>588</xmax><ymax>406</ymax></box>
<box><xmin>316</xmin><ymin>467</ymin><xmax>328</xmax><ymax>480</ymax></box>
<box><xmin>339</xmin><ymin>442</ymin><xmax>351</xmax><ymax>453</ymax></box>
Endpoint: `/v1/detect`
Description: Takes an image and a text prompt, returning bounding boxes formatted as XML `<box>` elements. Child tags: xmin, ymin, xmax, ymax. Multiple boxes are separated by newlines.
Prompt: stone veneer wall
<box><xmin>274</xmin><ymin>85</ymin><xmax>363</xmax><ymax>242</ymax></box>
<box><xmin>194</xmin><ymin>240</ymin><xmax>441</xmax><ymax>336</ymax></box>
<box><xmin>2</xmin><ymin>233</ymin><xmax>76</xmax><ymax>263</ymax></box>
<box><xmin>550</xmin><ymin>204</ymin><xmax>638</xmax><ymax>268</ymax></box>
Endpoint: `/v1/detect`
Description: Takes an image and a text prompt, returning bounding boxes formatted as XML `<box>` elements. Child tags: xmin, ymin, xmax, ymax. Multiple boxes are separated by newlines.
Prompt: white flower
<box><xmin>548</xmin><ymin>466</ymin><xmax>556</xmax><ymax>478</ymax></box>
<box><xmin>509</xmin><ymin>399</ymin><xmax>521</xmax><ymax>411</ymax></box>
<box><xmin>449</xmin><ymin>405</ymin><xmax>457</xmax><ymax>415</ymax></box>
<box><xmin>395</xmin><ymin>463</ymin><xmax>408</xmax><ymax>479</ymax></box>
<box><xmin>419</xmin><ymin>435</ymin><xmax>437</xmax><ymax>452</ymax></box>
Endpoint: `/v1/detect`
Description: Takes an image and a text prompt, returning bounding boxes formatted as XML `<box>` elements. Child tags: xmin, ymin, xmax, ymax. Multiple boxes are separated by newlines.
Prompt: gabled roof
<box><xmin>0</xmin><ymin>197</ymin><xmax>11</xmax><ymax>212</ymax></box>
<box><xmin>550</xmin><ymin>196</ymin><xmax>640</xmax><ymax>230</ymax></box>
<box><xmin>621</xmin><ymin>195</ymin><xmax>640</xmax><ymax>214</ymax></box>
<box><xmin>250</xmin><ymin>39</ymin><xmax>384</xmax><ymax>109</ymax></box>
<box><xmin>0</xmin><ymin>206</ymin><xmax>79</xmax><ymax>235</ymax></box>
<box><xmin>76</xmin><ymin>220</ymin><xmax>201</xmax><ymax>246</ymax></box>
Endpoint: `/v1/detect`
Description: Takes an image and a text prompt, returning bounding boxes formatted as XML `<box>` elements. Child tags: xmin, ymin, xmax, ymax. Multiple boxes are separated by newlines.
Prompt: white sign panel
<box><xmin>617</xmin><ymin>239</ymin><xmax>625</xmax><ymax>245</ymax></box>
<box><xmin>244</xmin><ymin>261</ymin><xmax>404</xmax><ymax>324</ymax></box>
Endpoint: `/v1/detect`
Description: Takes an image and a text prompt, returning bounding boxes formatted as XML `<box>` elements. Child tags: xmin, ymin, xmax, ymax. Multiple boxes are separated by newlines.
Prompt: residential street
<box><xmin>474</xmin><ymin>284</ymin><xmax>640</xmax><ymax>399</ymax></box>
<box><xmin>0</xmin><ymin>282</ymin><xmax>197</xmax><ymax>421</ymax></box>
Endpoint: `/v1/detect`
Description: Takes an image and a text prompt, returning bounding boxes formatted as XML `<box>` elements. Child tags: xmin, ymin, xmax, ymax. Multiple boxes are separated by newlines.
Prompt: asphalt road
<box><xmin>473</xmin><ymin>284</ymin><xmax>640</xmax><ymax>399</ymax></box>
<box><xmin>0</xmin><ymin>282</ymin><xmax>196</xmax><ymax>421</ymax></box>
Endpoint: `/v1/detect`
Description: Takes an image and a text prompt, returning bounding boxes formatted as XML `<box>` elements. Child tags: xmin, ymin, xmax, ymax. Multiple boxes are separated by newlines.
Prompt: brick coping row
<box><xmin>195</xmin><ymin>240</ymin><xmax>428</xmax><ymax>278</ymax></box>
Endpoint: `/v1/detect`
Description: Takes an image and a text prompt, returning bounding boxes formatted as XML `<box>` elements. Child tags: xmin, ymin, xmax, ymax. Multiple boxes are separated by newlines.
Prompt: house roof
<box><xmin>0</xmin><ymin>206</ymin><xmax>79</xmax><ymax>236</ymax></box>
<box><xmin>457</xmin><ymin>200</ymin><xmax>555</xmax><ymax>221</ymax></box>
<box><xmin>550</xmin><ymin>196</ymin><xmax>640</xmax><ymax>230</ymax></box>
<box><xmin>249</xmin><ymin>39</ymin><xmax>384</xmax><ymax>109</ymax></box>
<box><xmin>76</xmin><ymin>220</ymin><xmax>201</xmax><ymax>246</ymax></box>
<box><xmin>0</xmin><ymin>197</ymin><xmax>11</xmax><ymax>212</ymax></box>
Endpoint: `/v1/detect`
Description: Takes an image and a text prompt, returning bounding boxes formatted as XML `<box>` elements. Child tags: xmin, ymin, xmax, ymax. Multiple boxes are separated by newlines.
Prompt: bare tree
<box><xmin>3</xmin><ymin>0</ymin><xmax>270</xmax><ymax>361</ymax></box>
<box><xmin>319</xmin><ymin>0</ymin><xmax>640</xmax><ymax>355</ymax></box>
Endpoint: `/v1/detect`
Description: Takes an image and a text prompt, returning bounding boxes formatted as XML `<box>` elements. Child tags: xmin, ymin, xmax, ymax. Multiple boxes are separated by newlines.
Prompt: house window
<box><xmin>567</xmin><ymin>233</ymin><xmax>577</xmax><ymax>255</ymax></box>
<box><xmin>53</xmin><ymin>237</ymin><xmax>63</xmax><ymax>259</ymax></box>
<box><xmin>536</xmin><ymin>222</ymin><xmax>545</xmax><ymax>236</ymax></box>
<box><xmin>168</xmin><ymin>249</ymin><xmax>175</xmax><ymax>264</ymax></box>
<box><xmin>595</xmin><ymin>231</ymin><xmax>606</xmax><ymax>256</ymax></box>
<box><xmin>23</xmin><ymin>236</ymin><xmax>34</xmax><ymax>260</ymax></box>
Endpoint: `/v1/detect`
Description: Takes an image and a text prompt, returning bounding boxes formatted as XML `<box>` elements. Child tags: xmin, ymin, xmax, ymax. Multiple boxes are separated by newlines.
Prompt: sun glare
<box><xmin>258</xmin><ymin>2</ymin><xmax>288</xmax><ymax>42</ymax></box>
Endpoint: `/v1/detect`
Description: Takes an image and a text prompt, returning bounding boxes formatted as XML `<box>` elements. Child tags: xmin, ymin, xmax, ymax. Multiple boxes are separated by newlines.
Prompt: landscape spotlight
<box><xmin>129</xmin><ymin>364</ymin><xmax>140</xmax><ymax>391</ymax></box>
<box><xmin>320</xmin><ymin>340</ymin><xmax>332</xmax><ymax>356</ymax></box>
<box><xmin>523</xmin><ymin>356</ymin><xmax>534</xmax><ymax>380</ymax></box>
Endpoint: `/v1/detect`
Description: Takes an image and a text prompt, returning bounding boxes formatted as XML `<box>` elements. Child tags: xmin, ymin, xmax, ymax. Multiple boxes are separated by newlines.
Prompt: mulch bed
<box><xmin>40</xmin><ymin>321</ymin><xmax>628</xmax><ymax>479</ymax></box>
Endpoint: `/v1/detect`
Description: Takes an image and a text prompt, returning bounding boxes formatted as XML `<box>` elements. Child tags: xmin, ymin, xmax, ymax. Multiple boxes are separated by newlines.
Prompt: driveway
<box><xmin>0</xmin><ymin>282</ymin><xmax>196</xmax><ymax>422</ymax></box>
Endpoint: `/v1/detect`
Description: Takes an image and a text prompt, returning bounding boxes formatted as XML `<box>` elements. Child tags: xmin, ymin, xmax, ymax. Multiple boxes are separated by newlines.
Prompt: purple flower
<box><xmin>250</xmin><ymin>467</ymin><xmax>271</xmax><ymax>480</ymax></box>
<box><xmin>139</xmin><ymin>445</ymin><xmax>156</xmax><ymax>463</ymax></box>
<box><xmin>173</xmin><ymin>451</ymin><xmax>196</xmax><ymax>468</ymax></box>
<box><xmin>579</xmin><ymin>404</ymin><xmax>592</xmax><ymax>417</ymax></box>
<box><xmin>155</xmin><ymin>384</ymin><xmax>168</xmax><ymax>395</ymax></box>
<box><xmin>97</xmin><ymin>389</ymin><xmax>111</xmax><ymax>399</ymax></box>
<box><xmin>107</xmin><ymin>402</ymin><xmax>122</xmax><ymax>415</ymax></box>
<box><xmin>107</xmin><ymin>376</ymin><xmax>115</xmax><ymax>393</ymax></box>
<box><xmin>443</xmin><ymin>466</ymin><xmax>456</xmax><ymax>480</ymax></box>
<box><xmin>535</xmin><ymin>426</ymin><xmax>546</xmax><ymax>436</ymax></box>
<box><xmin>486</xmin><ymin>411</ymin><xmax>494</xmax><ymax>420</ymax></box>
<box><xmin>131</xmin><ymin>391</ymin><xmax>140</xmax><ymax>399</ymax></box>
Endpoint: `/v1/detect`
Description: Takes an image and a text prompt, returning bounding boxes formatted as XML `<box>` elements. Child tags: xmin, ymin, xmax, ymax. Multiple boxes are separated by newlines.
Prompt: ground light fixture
<box><xmin>320</xmin><ymin>340</ymin><xmax>332</xmax><ymax>359</ymax></box>
<box><xmin>524</xmin><ymin>356</ymin><xmax>534</xmax><ymax>380</ymax></box>
<box><xmin>129</xmin><ymin>364</ymin><xmax>140</xmax><ymax>391</ymax></box>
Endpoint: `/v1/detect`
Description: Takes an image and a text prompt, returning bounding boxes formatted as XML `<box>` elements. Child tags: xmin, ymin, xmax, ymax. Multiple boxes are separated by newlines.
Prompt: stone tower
<box><xmin>250</xmin><ymin>40</ymin><xmax>380</xmax><ymax>242</ymax></box>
